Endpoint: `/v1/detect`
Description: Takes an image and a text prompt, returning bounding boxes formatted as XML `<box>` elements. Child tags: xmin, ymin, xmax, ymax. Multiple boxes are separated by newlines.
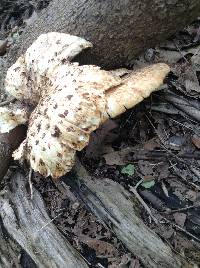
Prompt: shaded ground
<box><xmin>1</xmin><ymin>1</ymin><xmax>200</xmax><ymax>267</ymax></box>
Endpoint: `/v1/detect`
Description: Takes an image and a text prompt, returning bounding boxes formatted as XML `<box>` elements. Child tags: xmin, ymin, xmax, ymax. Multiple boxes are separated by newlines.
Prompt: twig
<box><xmin>129</xmin><ymin>185</ymin><xmax>158</xmax><ymax>224</ymax></box>
<box><xmin>164</xmin><ymin>205</ymin><xmax>199</xmax><ymax>214</ymax></box>
<box><xmin>146</xmin><ymin>113</ymin><xmax>200</xmax><ymax>173</ymax></box>
<box><xmin>38</xmin><ymin>209</ymin><xmax>65</xmax><ymax>233</ymax></box>
<box><xmin>169</xmin><ymin>161</ymin><xmax>200</xmax><ymax>190</ymax></box>
<box><xmin>173</xmin><ymin>40</ymin><xmax>191</xmax><ymax>65</ymax></box>
<box><xmin>145</xmin><ymin>113</ymin><xmax>187</xmax><ymax>164</ymax></box>
<box><xmin>128</xmin><ymin>149</ymin><xmax>200</xmax><ymax>161</ymax></box>
<box><xmin>162</xmin><ymin>216</ymin><xmax>200</xmax><ymax>244</ymax></box>
<box><xmin>28</xmin><ymin>168</ymin><xmax>33</xmax><ymax>199</ymax></box>
<box><xmin>169</xmin><ymin>118</ymin><xmax>196</xmax><ymax>132</ymax></box>
<box><xmin>164</xmin><ymin>93</ymin><xmax>200</xmax><ymax>123</ymax></box>
<box><xmin>133</xmin><ymin>182</ymin><xmax>200</xmax><ymax>245</ymax></box>
<box><xmin>139</xmin><ymin>189</ymin><xmax>168</xmax><ymax>212</ymax></box>
<box><xmin>134</xmin><ymin>178</ymin><xmax>143</xmax><ymax>189</ymax></box>
<box><xmin>189</xmin><ymin>166</ymin><xmax>200</xmax><ymax>181</ymax></box>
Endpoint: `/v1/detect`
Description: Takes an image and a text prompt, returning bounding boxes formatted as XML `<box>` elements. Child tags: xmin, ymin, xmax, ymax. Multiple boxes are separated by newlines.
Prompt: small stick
<box><xmin>164</xmin><ymin>205</ymin><xmax>199</xmax><ymax>214</ymax></box>
<box><xmin>129</xmin><ymin>184</ymin><xmax>158</xmax><ymax>224</ymax></box>
<box><xmin>169</xmin><ymin>161</ymin><xmax>200</xmax><ymax>191</ymax></box>
<box><xmin>162</xmin><ymin>216</ymin><xmax>200</xmax><ymax>244</ymax></box>
<box><xmin>37</xmin><ymin>209</ymin><xmax>65</xmax><ymax>233</ymax></box>
<box><xmin>28</xmin><ymin>168</ymin><xmax>33</xmax><ymax>199</ymax></box>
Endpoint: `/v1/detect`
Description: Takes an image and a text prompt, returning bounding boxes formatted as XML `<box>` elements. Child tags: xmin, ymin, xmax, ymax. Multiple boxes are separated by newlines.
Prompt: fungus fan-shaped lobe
<box><xmin>13</xmin><ymin>60</ymin><xmax>121</xmax><ymax>177</ymax></box>
<box><xmin>5</xmin><ymin>32</ymin><xmax>93</xmax><ymax>105</ymax></box>
<box><xmin>13</xmin><ymin>106</ymin><xmax>76</xmax><ymax>178</ymax></box>
<box><xmin>48</xmin><ymin>63</ymin><xmax>121</xmax><ymax>132</ymax></box>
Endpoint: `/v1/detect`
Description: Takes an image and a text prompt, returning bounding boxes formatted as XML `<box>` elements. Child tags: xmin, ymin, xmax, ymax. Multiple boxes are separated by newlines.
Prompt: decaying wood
<box><xmin>165</xmin><ymin>92</ymin><xmax>200</xmax><ymax>122</ymax></box>
<box><xmin>6</xmin><ymin>0</ymin><xmax>200</xmax><ymax>71</ymax></box>
<box><xmin>0</xmin><ymin>172</ymin><xmax>89</xmax><ymax>268</ymax></box>
<box><xmin>62</xmin><ymin>162</ymin><xmax>193</xmax><ymax>268</ymax></box>
<box><xmin>0</xmin><ymin>221</ymin><xmax>21</xmax><ymax>268</ymax></box>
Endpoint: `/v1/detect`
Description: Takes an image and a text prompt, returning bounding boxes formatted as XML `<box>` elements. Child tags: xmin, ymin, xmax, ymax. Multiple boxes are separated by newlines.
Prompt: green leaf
<box><xmin>121</xmin><ymin>164</ymin><xmax>135</xmax><ymax>176</ymax></box>
<box><xmin>141</xmin><ymin>180</ymin><xmax>155</xmax><ymax>189</ymax></box>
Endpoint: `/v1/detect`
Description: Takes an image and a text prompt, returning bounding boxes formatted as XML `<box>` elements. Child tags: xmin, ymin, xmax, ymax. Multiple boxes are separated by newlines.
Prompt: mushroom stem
<box><xmin>105</xmin><ymin>63</ymin><xmax>170</xmax><ymax>118</ymax></box>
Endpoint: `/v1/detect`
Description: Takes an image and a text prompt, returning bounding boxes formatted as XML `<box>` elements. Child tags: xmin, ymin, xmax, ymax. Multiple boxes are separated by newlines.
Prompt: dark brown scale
<box><xmin>58</xmin><ymin>113</ymin><xmax>65</xmax><ymax>118</ymax></box>
<box><xmin>14</xmin><ymin>67</ymin><xmax>20</xmax><ymax>72</ymax></box>
<box><xmin>64</xmin><ymin>110</ymin><xmax>68</xmax><ymax>116</ymax></box>
<box><xmin>39</xmin><ymin>159</ymin><xmax>45</xmax><ymax>166</ymax></box>
<box><xmin>67</xmin><ymin>95</ymin><xmax>73</xmax><ymax>100</ymax></box>
<box><xmin>66</xmin><ymin>127</ymin><xmax>73</xmax><ymax>132</ymax></box>
<box><xmin>37</xmin><ymin>123</ymin><xmax>41</xmax><ymax>132</ymax></box>
<box><xmin>52</xmin><ymin>126</ymin><xmax>61</xmax><ymax>137</ymax></box>
<box><xmin>57</xmin><ymin>152</ymin><xmax>62</xmax><ymax>158</ymax></box>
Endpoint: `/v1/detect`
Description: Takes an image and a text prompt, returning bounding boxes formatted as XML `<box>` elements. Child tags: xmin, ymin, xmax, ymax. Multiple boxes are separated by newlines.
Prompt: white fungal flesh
<box><xmin>5</xmin><ymin>32</ymin><xmax>93</xmax><ymax>104</ymax></box>
<box><xmin>1</xmin><ymin>32</ymin><xmax>170</xmax><ymax>178</ymax></box>
<box><xmin>0</xmin><ymin>102</ymin><xmax>29</xmax><ymax>133</ymax></box>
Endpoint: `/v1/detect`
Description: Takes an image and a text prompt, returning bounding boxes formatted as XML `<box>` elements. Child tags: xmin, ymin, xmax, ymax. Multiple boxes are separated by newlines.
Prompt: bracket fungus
<box><xmin>0</xmin><ymin>32</ymin><xmax>170</xmax><ymax>178</ymax></box>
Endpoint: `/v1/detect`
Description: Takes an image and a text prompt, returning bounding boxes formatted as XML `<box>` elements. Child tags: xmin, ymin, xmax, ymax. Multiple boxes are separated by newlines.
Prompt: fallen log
<box><xmin>0</xmin><ymin>221</ymin><xmax>21</xmax><ymax>268</ymax></box>
<box><xmin>62</xmin><ymin>162</ymin><xmax>194</xmax><ymax>268</ymax></box>
<box><xmin>0</xmin><ymin>172</ymin><xmax>89</xmax><ymax>268</ymax></box>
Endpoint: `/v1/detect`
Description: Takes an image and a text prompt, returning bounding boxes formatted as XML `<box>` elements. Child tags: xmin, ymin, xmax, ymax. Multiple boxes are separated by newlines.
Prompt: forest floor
<box><xmin>1</xmin><ymin>1</ymin><xmax>200</xmax><ymax>267</ymax></box>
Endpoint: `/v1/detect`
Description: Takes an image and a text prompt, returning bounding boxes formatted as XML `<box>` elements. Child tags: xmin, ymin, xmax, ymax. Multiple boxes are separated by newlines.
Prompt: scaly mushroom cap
<box><xmin>1</xmin><ymin>32</ymin><xmax>170</xmax><ymax>178</ymax></box>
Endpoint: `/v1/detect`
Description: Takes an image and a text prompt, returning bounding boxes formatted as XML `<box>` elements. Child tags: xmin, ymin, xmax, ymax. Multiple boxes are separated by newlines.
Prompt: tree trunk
<box><xmin>6</xmin><ymin>0</ymin><xmax>200</xmax><ymax>70</ymax></box>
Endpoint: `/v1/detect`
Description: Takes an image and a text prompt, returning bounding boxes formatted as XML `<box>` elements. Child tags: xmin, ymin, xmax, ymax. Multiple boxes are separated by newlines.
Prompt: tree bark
<box><xmin>0</xmin><ymin>220</ymin><xmax>22</xmax><ymax>268</ymax></box>
<box><xmin>6</xmin><ymin>0</ymin><xmax>200</xmax><ymax>70</ymax></box>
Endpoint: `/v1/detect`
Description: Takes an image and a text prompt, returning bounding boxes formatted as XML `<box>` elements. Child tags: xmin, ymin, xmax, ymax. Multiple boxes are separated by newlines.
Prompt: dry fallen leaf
<box><xmin>191</xmin><ymin>134</ymin><xmax>200</xmax><ymax>149</ymax></box>
<box><xmin>103</xmin><ymin>147</ymin><xmax>132</xmax><ymax>166</ymax></box>
<box><xmin>173</xmin><ymin>212</ymin><xmax>187</xmax><ymax>228</ymax></box>
<box><xmin>85</xmin><ymin>119</ymin><xmax>118</xmax><ymax>159</ymax></box>
<box><xmin>138</xmin><ymin>160</ymin><xmax>155</xmax><ymax>181</ymax></box>
<box><xmin>174</xmin><ymin>61</ymin><xmax>200</xmax><ymax>96</ymax></box>
<box><xmin>79</xmin><ymin>236</ymin><xmax>119</xmax><ymax>258</ymax></box>
<box><xmin>0</xmin><ymin>32</ymin><xmax>170</xmax><ymax>178</ymax></box>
